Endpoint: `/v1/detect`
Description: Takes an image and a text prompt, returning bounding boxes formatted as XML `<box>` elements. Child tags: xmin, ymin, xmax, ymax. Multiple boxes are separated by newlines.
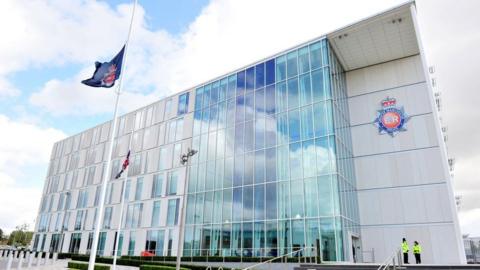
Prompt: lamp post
<box><xmin>176</xmin><ymin>148</ymin><xmax>197</xmax><ymax>270</ymax></box>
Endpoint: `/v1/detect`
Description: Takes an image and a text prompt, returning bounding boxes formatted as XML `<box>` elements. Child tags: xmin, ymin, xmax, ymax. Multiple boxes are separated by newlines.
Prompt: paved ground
<box><xmin>0</xmin><ymin>257</ymin><xmax>138</xmax><ymax>269</ymax></box>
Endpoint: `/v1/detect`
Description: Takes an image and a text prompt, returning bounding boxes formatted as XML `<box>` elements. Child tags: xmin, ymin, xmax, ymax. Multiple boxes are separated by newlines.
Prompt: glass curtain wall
<box><xmin>328</xmin><ymin>43</ymin><xmax>360</xmax><ymax>261</ymax></box>
<box><xmin>184</xmin><ymin>38</ymin><xmax>359</xmax><ymax>261</ymax></box>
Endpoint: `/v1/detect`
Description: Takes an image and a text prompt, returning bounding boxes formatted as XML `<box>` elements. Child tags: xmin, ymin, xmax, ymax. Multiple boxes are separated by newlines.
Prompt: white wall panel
<box><xmin>359</xmin><ymin>184</ymin><xmax>452</xmax><ymax>226</ymax></box>
<box><xmin>154</xmin><ymin>100</ymin><xmax>165</xmax><ymax>124</ymax></box>
<box><xmin>100</xmin><ymin>122</ymin><xmax>110</xmax><ymax>143</ymax></box>
<box><xmin>348</xmin><ymin>54</ymin><xmax>461</xmax><ymax>264</ymax></box>
<box><xmin>135</xmin><ymin>230</ymin><xmax>146</xmax><ymax>255</ymax></box>
<box><xmin>351</xmin><ymin>114</ymin><xmax>438</xmax><ymax>157</ymax></box>
<box><xmin>183</xmin><ymin>112</ymin><xmax>194</xmax><ymax>139</ymax></box>
<box><xmin>143</xmin><ymin>124</ymin><xmax>159</xmax><ymax>150</ymax></box>
<box><xmin>346</xmin><ymin>55</ymin><xmax>424</xmax><ymax>97</ymax></box>
<box><xmin>355</xmin><ymin>147</ymin><xmax>445</xmax><ymax>189</ymax></box>
<box><xmin>361</xmin><ymin>223</ymin><xmax>460</xmax><ymax>264</ymax></box>
<box><xmin>348</xmin><ymin>82</ymin><xmax>431</xmax><ymax>126</ymax></box>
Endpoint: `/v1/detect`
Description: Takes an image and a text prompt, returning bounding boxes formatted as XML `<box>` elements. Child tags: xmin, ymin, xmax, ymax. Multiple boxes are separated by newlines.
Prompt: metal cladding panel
<box><xmin>347</xmin><ymin>55</ymin><xmax>462</xmax><ymax>263</ymax></box>
<box><xmin>328</xmin><ymin>3</ymin><xmax>419</xmax><ymax>71</ymax></box>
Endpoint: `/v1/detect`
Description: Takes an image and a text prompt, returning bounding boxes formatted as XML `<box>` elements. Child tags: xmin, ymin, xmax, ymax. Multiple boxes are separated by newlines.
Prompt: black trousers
<box><xmin>403</xmin><ymin>252</ymin><xmax>409</xmax><ymax>264</ymax></box>
<box><xmin>415</xmin><ymin>253</ymin><xmax>421</xmax><ymax>264</ymax></box>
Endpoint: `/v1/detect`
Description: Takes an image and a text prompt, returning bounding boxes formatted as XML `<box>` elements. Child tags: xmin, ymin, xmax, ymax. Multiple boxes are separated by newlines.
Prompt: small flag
<box><xmin>82</xmin><ymin>46</ymin><xmax>125</xmax><ymax>88</ymax></box>
<box><xmin>115</xmin><ymin>150</ymin><xmax>130</xmax><ymax>179</ymax></box>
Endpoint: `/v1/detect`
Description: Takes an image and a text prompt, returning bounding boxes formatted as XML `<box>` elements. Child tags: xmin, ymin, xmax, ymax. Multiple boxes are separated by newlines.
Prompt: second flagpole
<box><xmin>88</xmin><ymin>0</ymin><xmax>138</xmax><ymax>269</ymax></box>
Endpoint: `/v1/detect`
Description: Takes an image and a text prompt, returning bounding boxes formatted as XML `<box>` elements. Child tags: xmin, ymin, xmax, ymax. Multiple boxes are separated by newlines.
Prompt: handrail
<box><xmin>377</xmin><ymin>248</ymin><xmax>402</xmax><ymax>270</ymax></box>
<box><xmin>242</xmin><ymin>246</ymin><xmax>318</xmax><ymax>270</ymax></box>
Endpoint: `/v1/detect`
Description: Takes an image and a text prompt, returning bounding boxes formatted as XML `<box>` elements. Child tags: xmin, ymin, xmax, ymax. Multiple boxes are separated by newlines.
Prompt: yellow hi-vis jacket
<box><xmin>413</xmin><ymin>244</ymin><xmax>422</xmax><ymax>254</ymax></box>
<box><xmin>402</xmin><ymin>242</ymin><xmax>409</xmax><ymax>253</ymax></box>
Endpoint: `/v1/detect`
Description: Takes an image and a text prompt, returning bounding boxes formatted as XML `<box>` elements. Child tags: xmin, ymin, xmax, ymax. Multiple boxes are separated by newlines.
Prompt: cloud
<box><xmin>24</xmin><ymin>0</ymin><xmax>401</xmax><ymax>115</ymax></box>
<box><xmin>459</xmin><ymin>208</ymin><xmax>480</xmax><ymax>237</ymax></box>
<box><xmin>0</xmin><ymin>114</ymin><xmax>66</xmax><ymax>232</ymax></box>
<box><xmin>414</xmin><ymin>0</ymin><xmax>480</xmax><ymax>235</ymax></box>
<box><xmin>0</xmin><ymin>77</ymin><xmax>20</xmax><ymax>99</ymax></box>
<box><xmin>29</xmin><ymin>67</ymin><xmax>158</xmax><ymax>116</ymax></box>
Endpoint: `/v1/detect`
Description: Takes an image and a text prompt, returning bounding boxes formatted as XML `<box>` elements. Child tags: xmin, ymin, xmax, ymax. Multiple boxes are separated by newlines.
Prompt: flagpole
<box><xmin>88</xmin><ymin>0</ymin><xmax>138</xmax><ymax>269</ymax></box>
<box><xmin>112</xmin><ymin>133</ymin><xmax>133</xmax><ymax>270</ymax></box>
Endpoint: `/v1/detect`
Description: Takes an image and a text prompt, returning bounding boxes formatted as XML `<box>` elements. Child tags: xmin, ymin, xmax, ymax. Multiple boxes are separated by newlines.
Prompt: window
<box><xmin>40</xmin><ymin>233</ymin><xmax>47</xmax><ymax>251</ymax></box>
<box><xmin>158</xmin><ymin>147</ymin><xmax>171</xmax><ymax>171</ymax></box>
<box><xmin>134</xmin><ymin>110</ymin><xmax>145</xmax><ymax>131</ymax></box>
<box><xmin>57</xmin><ymin>193</ymin><xmax>65</xmax><ymax>211</ymax></box>
<box><xmin>92</xmin><ymin>208</ymin><xmax>98</xmax><ymax>230</ymax></box>
<box><xmin>255</xmin><ymin>63</ymin><xmax>265</xmax><ymax>89</ymax></box>
<box><xmin>167</xmin><ymin>118</ymin><xmax>184</xmax><ymax>143</ymax></box>
<box><xmin>64</xmin><ymin>172</ymin><xmax>72</xmax><ymax>190</ymax></box>
<box><xmin>166</xmin><ymin>199</ymin><xmax>179</xmax><ymax>226</ymax></box>
<box><xmin>145</xmin><ymin>106</ymin><xmax>154</xmax><ymax>126</ymax></box>
<box><xmin>195</xmin><ymin>87</ymin><xmax>203</xmax><ymax>111</ymax></box>
<box><xmin>54</xmin><ymin>213</ymin><xmax>62</xmax><ymax>232</ymax></box>
<box><xmin>63</xmin><ymin>212</ymin><xmax>71</xmax><ymax>231</ymax></box>
<box><xmin>124</xmin><ymin>179</ymin><xmax>132</xmax><ymax>201</ymax></box>
<box><xmin>175</xmin><ymin>118</ymin><xmax>184</xmax><ymax>141</ymax></box>
<box><xmin>167</xmin><ymin>170</ymin><xmax>178</xmax><ymax>195</ymax></box>
<box><xmin>287</xmin><ymin>51</ymin><xmax>298</xmax><ymax>78</ymax></box>
<box><xmin>32</xmin><ymin>234</ymin><xmax>40</xmax><ymax>251</ymax></box>
<box><xmin>103</xmin><ymin>207</ymin><xmax>113</xmax><ymax>229</ymax></box>
<box><xmin>38</xmin><ymin>214</ymin><xmax>50</xmax><ymax>232</ymax></box>
<box><xmin>76</xmin><ymin>189</ymin><xmax>88</xmax><ymax>209</ymax></box>
<box><xmin>117</xmin><ymin>116</ymin><xmax>126</xmax><ymax>137</ymax></box>
<box><xmin>173</xmin><ymin>143</ymin><xmax>182</xmax><ymax>167</ymax></box>
<box><xmin>151</xmin><ymin>201</ymin><xmax>161</xmax><ymax>227</ymax></box>
<box><xmin>135</xmin><ymin>177</ymin><xmax>144</xmax><ymax>200</ymax></box>
<box><xmin>128</xmin><ymin>154</ymin><xmax>142</xmax><ymax>176</ymax></box>
<box><xmin>178</xmin><ymin>92</ymin><xmax>189</xmax><ymax>115</ymax></box>
<box><xmin>97</xmin><ymin>232</ymin><xmax>107</xmax><ymax>256</ymax></box>
<box><xmin>74</xmin><ymin>210</ymin><xmax>85</xmax><ymax>230</ymax></box>
<box><xmin>69</xmin><ymin>233</ymin><xmax>82</xmax><ymax>254</ymax></box>
<box><xmin>145</xmin><ymin>230</ymin><xmax>165</xmax><ymax>255</ymax></box>
<box><xmin>309</xmin><ymin>41</ymin><xmax>324</xmax><ymax>70</ymax></box>
<box><xmin>165</xmin><ymin>99</ymin><xmax>172</xmax><ymax>119</ymax></box>
<box><xmin>116</xmin><ymin>232</ymin><xmax>124</xmax><ymax>256</ymax></box>
<box><xmin>94</xmin><ymin>186</ymin><xmax>101</xmax><ymax>206</ymax></box>
<box><xmin>128</xmin><ymin>231</ymin><xmax>136</xmax><ymax>256</ymax></box>
<box><xmin>105</xmin><ymin>182</ymin><xmax>113</xmax><ymax>204</ymax></box>
<box><xmin>151</xmin><ymin>174</ymin><xmax>163</xmax><ymax>198</ymax></box>
<box><xmin>276</xmin><ymin>55</ymin><xmax>286</xmax><ymax>82</ymax></box>
<box><xmin>125</xmin><ymin>203</ymin><xmax>143</xmax><ymax>228</ymax></box>
<box><xmin>167</xmin><ymin>120</ymin><xmax>176</xmax><ymax>143</ymax></box>
<box><xmin>111</xmin><ymin>159</ymin><xmax>120</xmax><ymax>180</ymax></box>
<box><xmin>167</xmin><ymin>230</ymin><xmax>174</xmax><ymax>256</ymax></box>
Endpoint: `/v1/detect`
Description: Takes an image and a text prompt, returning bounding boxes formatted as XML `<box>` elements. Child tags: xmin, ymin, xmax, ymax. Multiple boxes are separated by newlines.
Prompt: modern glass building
<box><xmin>32</xmin><ymin>1</ymin><xmax>465</xmax><ymax>264</ymax></box>
<box><xmin>182</xmin><ymin>38</ymin><xmax>358</xmax><ymax>261</ymax></box>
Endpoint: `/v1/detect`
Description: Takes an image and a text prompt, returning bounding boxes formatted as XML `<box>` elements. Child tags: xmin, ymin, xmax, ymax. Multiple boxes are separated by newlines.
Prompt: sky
<box><xmin>0</xmin><ymin>0</ymin><xmax>478</xmax><ymax>239</ymax></box>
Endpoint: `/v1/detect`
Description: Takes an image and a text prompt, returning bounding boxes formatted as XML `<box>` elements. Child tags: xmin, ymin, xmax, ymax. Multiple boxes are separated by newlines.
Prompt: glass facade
<box><xmin>184</xmin><ymin>38</ymin><xmax>359</xmax><ymax>261</ymax></box>
<box><xmin>34</xmin><ymin>36</ymin><xmax>358</xmax><ymax>262</ymax></box>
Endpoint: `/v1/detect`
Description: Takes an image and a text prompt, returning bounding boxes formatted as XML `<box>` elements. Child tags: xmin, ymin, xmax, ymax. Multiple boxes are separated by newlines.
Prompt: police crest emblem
<box><xmin>374</xmin><ymin>97</ymin><xmax>410</xmax><ymax>137</ymax></box>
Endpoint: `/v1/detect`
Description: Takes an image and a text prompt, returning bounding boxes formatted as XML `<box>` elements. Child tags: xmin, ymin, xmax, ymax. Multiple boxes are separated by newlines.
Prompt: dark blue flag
<box><xmin>82</xmin><ymin>46</ymin><xmax>125</xmax><ymax>88</ymax></box>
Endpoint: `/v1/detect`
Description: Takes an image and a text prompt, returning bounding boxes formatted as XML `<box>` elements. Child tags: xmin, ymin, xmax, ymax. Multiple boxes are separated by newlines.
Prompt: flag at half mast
<box><xmin>82</xmin><ymin>46</ymin><xmax>125</xmax><ymax>88</ymax></box>
<box><xmin>115</xmin><ymin>150</ymin><xmax>130</xmax><ymax>179</ymax></box>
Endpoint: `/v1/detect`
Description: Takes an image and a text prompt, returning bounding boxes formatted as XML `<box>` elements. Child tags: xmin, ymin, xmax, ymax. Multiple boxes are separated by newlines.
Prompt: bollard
<box><xmin>6</xmin><ymin>250</ymin><xmax>14</xmax><ymax>270</ymax></box>
<box><xmin>17</xmin><ymin>251</ymin><xmax>24</xmax><ymax>270</ymax></box>
<box><xmin>45</xmin><ymin>252</ymin><xmax>50</xmax><ymax>265</ymax></box>
<box><xmin>53</xmin><ymin>252</ymin><xmax>58</xmax><ymax>263</ymax></box>
<box><xmin>36</xmin><ymin>252</ymin><xmax>42</xmax><ymax>267</ymax></box>
<box><xmin>27</xmin><ymin>252</ymin><xmax>33</xmax><ymax>268</ymax></box>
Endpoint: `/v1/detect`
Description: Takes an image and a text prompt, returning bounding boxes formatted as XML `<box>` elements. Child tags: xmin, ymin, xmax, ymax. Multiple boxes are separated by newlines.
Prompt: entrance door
<box><xmin>351</xmin><ymin>235</ymin><xmax>361</xmax><ymax>263</ymax></box>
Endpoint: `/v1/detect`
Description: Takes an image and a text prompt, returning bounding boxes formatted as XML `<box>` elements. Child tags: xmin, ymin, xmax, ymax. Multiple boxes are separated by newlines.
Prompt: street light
<box><xmin>176</xmin><ymin>148</ymin><xmax>197</xmax><ymax>270</ymax></box>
